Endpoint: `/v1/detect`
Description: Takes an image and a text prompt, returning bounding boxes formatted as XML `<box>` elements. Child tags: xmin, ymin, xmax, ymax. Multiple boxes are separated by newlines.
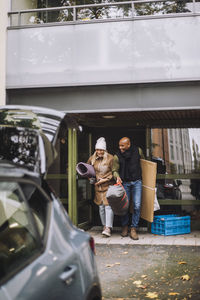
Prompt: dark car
<box><xmin>0</xmin><ymin>106</ymin><xmax>102</xmax><ymax>300</ymax></box>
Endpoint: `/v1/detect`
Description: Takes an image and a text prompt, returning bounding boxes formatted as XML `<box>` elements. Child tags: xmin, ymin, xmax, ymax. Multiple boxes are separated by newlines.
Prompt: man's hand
<box><xmin>116</xmin><ymin>176</ymin><xmax>122</xmax><ymax>184</ymax></box>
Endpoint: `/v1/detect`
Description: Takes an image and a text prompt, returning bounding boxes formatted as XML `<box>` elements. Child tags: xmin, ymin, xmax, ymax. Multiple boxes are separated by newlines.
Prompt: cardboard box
<box><xmin>140</xmin><ymin>159</ymin><xmax>157</xmax><ymax>223</ymax></box>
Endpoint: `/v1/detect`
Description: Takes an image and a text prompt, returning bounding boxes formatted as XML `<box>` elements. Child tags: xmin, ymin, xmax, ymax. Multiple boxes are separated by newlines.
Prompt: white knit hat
<box><xmin>95</xmin><ymin>137</ymin><xmax>106</xmax><ymax>150</ymax></box>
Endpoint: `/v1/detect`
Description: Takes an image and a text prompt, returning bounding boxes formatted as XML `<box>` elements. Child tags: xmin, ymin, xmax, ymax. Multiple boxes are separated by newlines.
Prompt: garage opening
<box><xmin>47</xmin><ymin>109</ymin><xmax>200</xmax><ymax>231</ymax></box>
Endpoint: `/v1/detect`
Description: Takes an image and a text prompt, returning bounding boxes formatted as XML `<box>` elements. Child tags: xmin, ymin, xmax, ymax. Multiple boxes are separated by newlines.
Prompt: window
<box><xmin>0</xmin><ymin>181</ymin><xmax>49</xmax><ymax>282</ymax></box>
<box><xmin>169</xmin><ymin>129</ymin><xmax>173</xmax><ymax>143</ymax></box>
<box><xmin>176</xmin><ymin>146</ymin><xmax>179</xmax><ymax>160</ymax></box>
<box><xmin>175</xmin><ymin>129</ymin><xmax>178</xmax><ymax>143</ymax></box>
<box><xmin>170</xmin><ymin>145</ymin><xmax>174</xmax><ymax>160</ymax></box>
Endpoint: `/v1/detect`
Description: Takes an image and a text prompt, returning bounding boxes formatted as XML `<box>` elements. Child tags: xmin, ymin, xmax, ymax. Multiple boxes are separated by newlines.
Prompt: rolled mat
<box><xmin>76</xmin><ymin>162</ymin><xmax>96</xmax><ymax>178</ymax></box>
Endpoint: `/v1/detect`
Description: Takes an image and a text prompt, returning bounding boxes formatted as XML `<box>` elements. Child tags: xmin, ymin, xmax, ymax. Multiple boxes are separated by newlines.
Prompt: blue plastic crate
<box><xmin>151</xmin><ymin>214</ymin><xmax>191</xmax><ymax>236</ymax></box>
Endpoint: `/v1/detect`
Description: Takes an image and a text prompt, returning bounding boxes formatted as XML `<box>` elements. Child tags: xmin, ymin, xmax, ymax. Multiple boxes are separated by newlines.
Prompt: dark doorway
<box><xmin>81</xmin><ymin>126</ymin><xmax>146</xmax><ymax>227</ymax></box>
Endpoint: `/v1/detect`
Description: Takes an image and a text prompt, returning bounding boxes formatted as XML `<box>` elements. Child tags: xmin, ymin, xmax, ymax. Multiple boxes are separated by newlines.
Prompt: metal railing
<box><xmin>8</xmin><ymin>0</ymin><xmax>199</xmax><ymax>28</ymax></box>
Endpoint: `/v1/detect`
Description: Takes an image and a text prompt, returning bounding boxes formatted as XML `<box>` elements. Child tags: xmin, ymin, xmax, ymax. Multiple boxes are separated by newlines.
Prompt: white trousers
<box><xmin>99</xmin><ymin>205</ymin><xmax>114</xmax><ymax>228</ymax></box>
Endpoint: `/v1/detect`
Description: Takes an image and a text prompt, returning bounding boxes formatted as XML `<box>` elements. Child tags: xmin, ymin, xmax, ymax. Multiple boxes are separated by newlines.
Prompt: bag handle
<box><xmin>114</xmin><ymin>182</ymin><xmax>128</xmax><ymax>198</ymax></box>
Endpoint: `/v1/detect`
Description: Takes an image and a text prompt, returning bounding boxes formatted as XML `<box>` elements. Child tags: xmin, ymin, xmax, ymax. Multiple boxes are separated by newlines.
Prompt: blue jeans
<box><xmin>121</xmin><ymin>180</ymin><xmax>142</xmax><ymax>228</ymax></box>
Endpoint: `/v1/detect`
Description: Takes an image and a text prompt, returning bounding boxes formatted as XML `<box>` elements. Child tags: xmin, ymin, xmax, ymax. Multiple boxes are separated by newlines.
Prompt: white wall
<box><xmin>6</xmin><ymin>15</ymin><xmax>200</xmax><ymax>89</ymax></box>
<box><xmin>0</xmin><ymin>0</ymin><xmax>10</xmax><ymax>105</ymax></box>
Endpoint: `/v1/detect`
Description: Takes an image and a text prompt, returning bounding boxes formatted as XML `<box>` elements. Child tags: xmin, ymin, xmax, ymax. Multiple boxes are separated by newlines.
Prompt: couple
<box><xmin>87</xmin><ymin>136</ymin><xmax>144</xmax><ymax>240</ymax></box>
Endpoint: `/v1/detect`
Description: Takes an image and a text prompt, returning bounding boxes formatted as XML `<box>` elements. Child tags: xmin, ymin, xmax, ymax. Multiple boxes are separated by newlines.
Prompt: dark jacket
<box><xmin>115</xmin><ymin>145</ymin><xmax>142</xmax><ymax>182</ymax></box>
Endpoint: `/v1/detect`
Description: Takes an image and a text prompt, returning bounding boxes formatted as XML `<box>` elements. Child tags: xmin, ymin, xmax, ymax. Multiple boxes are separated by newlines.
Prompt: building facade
<box><xmin>2</xmin><ymin>0</ymin><xmax>200</xmax><ymax>226</ymax></box>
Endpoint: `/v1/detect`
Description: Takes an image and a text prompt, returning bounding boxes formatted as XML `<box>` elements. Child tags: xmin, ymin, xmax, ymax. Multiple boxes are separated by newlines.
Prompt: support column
<box><xmin>146</xmin><ymin>126</ymin><xmax>152</xmax><ymax>232</ymax></box>
<box><xmin>146</xmin><ymin>126</ymin><xmax>151</xmax><ymax>160</ymax></box>
<box><xmin>68</xmin><ymin>128</ymin><xmax>78</xmax><ymax>225</ymax></box>
<box><xmin>0</xmin><ymin>0</ymin><xmax>10</xmax><ymax>105</ymax></box>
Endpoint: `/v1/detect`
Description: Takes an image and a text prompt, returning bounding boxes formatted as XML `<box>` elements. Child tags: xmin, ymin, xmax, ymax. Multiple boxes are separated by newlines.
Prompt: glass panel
<box><xmin>12</xmin><ymin>0</ymin><xmax>38</xmax><ymax>10</ymax></box>
<box><xmin>78</xmin><ymin>179</ymin><xmax>91</xmax><ymax>201</ymax></box>
<box><xmin>10</xmin><ymin>14</ymin><xmax>19</xmax><ymax>27</ymax></box>
<box><xmin>194</xmin><ymin>0</ymin><xmax>200</xmax><ymax>13</ymax></box>
<box><xmin>133</xmin><ymin>0</ymin><xmax>193</xmax><ymax>17</ymax></box>
<box><xmin>78</xmin><ymin>204</ymin><xmax>91</xmax><ymax>224</ymax></box>
<box><xmin>151</xmin><ymin>128</ymin><xmax>200</xmax><ymax>202</ymax></box>
<box><xmin>19</xmin><ymin>183</ymin><xmax>49</xmax><ymax>238</ymax></box>
<box><xmin>195</xmin><ymin>0</ymin><xmax>200</xmax><ymax>12</ymax></box>
<box><xmin>77</xmin><ymin>132</ymin><xmax>92</xmax><ymax>200</ymax></box>
<box><xmin>19</xmin><ymin>9</ymin><xmax>73</xmax><ymax>25</ymax></box>
<box><xmin>0</xmin><ymin>181</ymin><xmax>39</xmax><ymax>281</ymax></box>
<box><xmin>10</xmin><ymin>0</ymin><xmax>195</xmax><ymax>26</ymax></box>
<box><xmin>77</xmin><ymin>4</ymin><xmax>132</xmax><ymax>21</ymax></box>
<box><xmin>46</xmin><ymin>137</ymin><xmax>68</xmax><ymax>210</ymax></box>
<box><xmin>77</xmin><ymin>132</ymin><xmax>92</xmax><ymax>225</ymax></box>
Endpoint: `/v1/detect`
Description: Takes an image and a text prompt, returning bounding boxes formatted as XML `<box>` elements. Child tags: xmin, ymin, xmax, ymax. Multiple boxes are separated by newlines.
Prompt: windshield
<box><xmin>0</xmin><ymin>127</ymin><xmax>40</xmax><ymax>173</ymax></box>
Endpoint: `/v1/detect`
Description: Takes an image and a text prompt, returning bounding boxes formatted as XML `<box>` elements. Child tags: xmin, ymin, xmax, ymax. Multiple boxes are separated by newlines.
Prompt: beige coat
<box><xmin>87</xmin><ymin>152</ymin><xmax>115</xmax><ymax>205</ymax></box>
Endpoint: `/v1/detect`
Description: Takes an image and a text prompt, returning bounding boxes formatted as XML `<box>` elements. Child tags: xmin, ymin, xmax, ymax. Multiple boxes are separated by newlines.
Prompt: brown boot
<box><xmin>130</xmin><ymin>227</ymin><xmax>139</xmax><ymax>240</ymax></box>
<box><xmin>121</xmin><ymin>225</ymin><xmax>128</xmax><ymax>237</ymax></box>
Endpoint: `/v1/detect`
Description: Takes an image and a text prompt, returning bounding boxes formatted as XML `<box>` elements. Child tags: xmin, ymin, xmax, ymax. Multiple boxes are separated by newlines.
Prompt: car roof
<box><xmin>0</xmin><ymin>126</ymin><xmax>50</xmax><ymax>175</ymax></box>
<box><xmin>0</xmin><ymin>106</ymin><xmax>73</xmax><ymax>176</ymax></box>
<box><xmin>0</xmin><ymin>105</ymin><xmax>66</xmax><ymax>145</ymax></box>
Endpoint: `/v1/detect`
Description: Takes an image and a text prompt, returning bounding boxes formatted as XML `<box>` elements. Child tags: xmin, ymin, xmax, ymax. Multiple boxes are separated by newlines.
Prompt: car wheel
<box><xmin>86</xmin><ymin>286</ymin><xmax>102</xmax><ymax>300</ymax></box>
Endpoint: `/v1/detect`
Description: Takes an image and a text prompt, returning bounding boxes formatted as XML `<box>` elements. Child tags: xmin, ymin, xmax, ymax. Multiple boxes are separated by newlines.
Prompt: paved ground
<box><xmin>88</xmin><ymin>227</ymin><xmax>200</xmax><ymax>246</ymax></box>
<box><xmin>95</xmin><ymin>244</ymin><xmax>200</xmax><ymax>300</ymax></box>
<box><xmin>88</xmin><ymin>227</ymin><xmax>200</xmax><ymax>299</ymax></box>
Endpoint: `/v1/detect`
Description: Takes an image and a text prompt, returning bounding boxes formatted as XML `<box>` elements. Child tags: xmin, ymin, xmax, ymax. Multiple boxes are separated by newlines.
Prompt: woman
<box><xmin>87</xmin><ymin>137</ymin><xmax>114</xmax><ymax>237</ymax></box>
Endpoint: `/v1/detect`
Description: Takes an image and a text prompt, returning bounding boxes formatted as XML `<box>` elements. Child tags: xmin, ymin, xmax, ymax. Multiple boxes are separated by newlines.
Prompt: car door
<box><xmin>0</xmin><ymin>288</ymin><xmax>9</xmax><ymax>300</ymax></box>
<box><xmin>0</xmin><ymin>179</ymin><xmax>85</xmax><ymax>300</ymax></box>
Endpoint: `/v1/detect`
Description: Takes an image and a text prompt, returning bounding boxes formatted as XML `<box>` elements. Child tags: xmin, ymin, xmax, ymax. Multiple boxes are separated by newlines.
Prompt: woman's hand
<box><xmin>95</xmin><ymin>178</ymin><xmax>107</xmax><ymax>186</ymax></box>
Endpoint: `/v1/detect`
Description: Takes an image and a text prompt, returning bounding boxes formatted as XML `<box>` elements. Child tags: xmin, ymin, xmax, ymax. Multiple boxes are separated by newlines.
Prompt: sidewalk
<box><xmin>87</xmin><ymin>226</ymin><xmax>200</xmax><ymax>246</ymax></box>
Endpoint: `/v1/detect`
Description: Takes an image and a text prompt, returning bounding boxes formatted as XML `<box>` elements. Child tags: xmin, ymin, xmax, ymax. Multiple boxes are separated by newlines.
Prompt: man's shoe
<box><xmin>121</xmin><ymin>225</ymin><xmax>128</xmax><ymax>237</ymax></box>
<box><xmin>102</xmin><ymin>227</ymin><xmax>111</xmax><ymax>237</ymax></box>
<box><xmin>130</xmin><ymin>227</ymin><xmax>139</xmax><ymax>240</ymax></box>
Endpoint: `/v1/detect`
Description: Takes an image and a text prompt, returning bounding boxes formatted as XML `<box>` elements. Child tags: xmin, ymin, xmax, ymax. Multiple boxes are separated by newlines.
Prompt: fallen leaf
<box><xmin>123</xmin><ymin>251</ymin><xmax>128</xmax><ymax>255</ymax></box>
<box><xmin>181</xmin><ymin>274</ymin><xmax>190</xmax><ymax>281</ymax></box>
<box><xmin>133</xmin><ymin>280</ymin><xmax>142</xmax><ymax>285</ymax></box>
<box><xmin>178</xmin><ymin>261</ymin><xmax>187</xmax><ymax>265</ymax></box>
<box><xmin>139</xmin><ymin>285</ymin><xmax>147</xmax><ymax>289</ymax></box>
<box><xmin>106</xmin><ymin>264</ymin><xmax>114</xmax><ymax>268</ymax></box>
<box><xmin>145</xmin><ymin>292</ymin><xmax>158</xmax><ymax>298</ymax></box>
<box><xmin>141</xmin><ymin>275</ymin><xmax>147</xmax><ymax>278</ymax></box>
<box><xmin>169</xmin><ymin>292</ymin><xmax>180</xmax><ymax>296</ymax></box>
<box><xmin>115</xmin><ymin>262</ymin><xmax>120</xmax><ymax>265</ymax></box>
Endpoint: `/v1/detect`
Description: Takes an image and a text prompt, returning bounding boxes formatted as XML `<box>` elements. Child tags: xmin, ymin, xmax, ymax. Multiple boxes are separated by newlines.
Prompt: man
<box><xmin>112</xmin><ymin>137</ymin><xmax>144</xmax><ymax>240</ymax></box>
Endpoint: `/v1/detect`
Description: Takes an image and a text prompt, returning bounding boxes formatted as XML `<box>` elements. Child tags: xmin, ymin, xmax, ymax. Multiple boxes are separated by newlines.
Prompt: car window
<box><xmin>0</xmin><ymin>127</ymin><xmax>41</xmax><ymax>173</ymax></box>
<box><xmin>19</xmin><ymin>182</ymin><xmax>50</xmax><ymax>238</ymax></box>
<box><xmin>0</xmin><ymin>181</ymin><xmax>42</xmax><ymax>282</ymax></box>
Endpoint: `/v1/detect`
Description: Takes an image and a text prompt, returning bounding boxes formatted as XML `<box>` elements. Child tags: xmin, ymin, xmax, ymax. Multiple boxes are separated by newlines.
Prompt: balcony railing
<box><xmin>8</xmin><ymin>0</ymin><xmax>200</xmax><ymax>28</ymax></box>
